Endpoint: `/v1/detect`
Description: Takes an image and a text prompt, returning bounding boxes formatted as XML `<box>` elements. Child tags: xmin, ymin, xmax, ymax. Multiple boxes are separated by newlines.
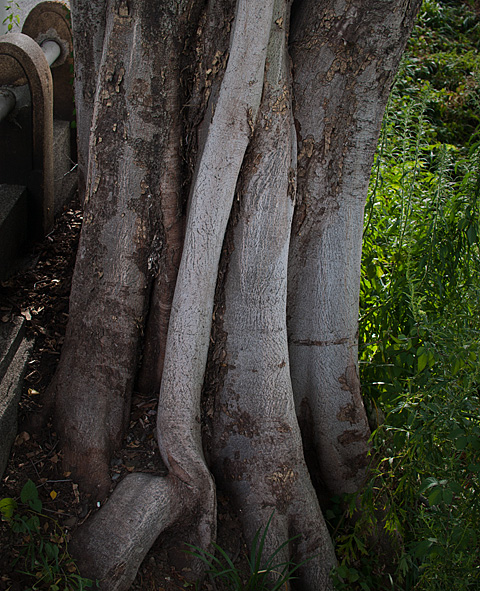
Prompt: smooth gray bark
<box><xmin>210</xmin><ymin>2</ymin><xmax>336</xmax><ymax>588</ymax></box>
<box><xmin>157</xmin><ymin>0</ymin><xmax>275</xmax><ymax>479</ymax></box>
<box><xmin>288</xmin><ymin>0</ymin><xmax>422</xmax><ymax>498</ymax></box>
<box><xmin>71</xmin><ymin>474</ymin><xmax>180</xmax><ymax>590</ymax></box>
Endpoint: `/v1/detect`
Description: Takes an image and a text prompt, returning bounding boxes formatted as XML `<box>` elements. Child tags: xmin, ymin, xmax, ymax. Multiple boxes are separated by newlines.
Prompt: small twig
<box><xmin>40</xmin><ymin>507</ymin><xmax>77</xmax><ymax>518</ymax></box>
<box><xmin>29</xmin><ymin>458</ymin><xmax>41</xmax><ymax>478</ymax></box>
<box><xmin>55</xmin><ymin>163</ymin><xmax>78</xmax><ymax>181</ymax></box>
<box><xmin>46</xmin><ymin>479</ymin><xmax>72</xmax><ymax>484</ymax></box>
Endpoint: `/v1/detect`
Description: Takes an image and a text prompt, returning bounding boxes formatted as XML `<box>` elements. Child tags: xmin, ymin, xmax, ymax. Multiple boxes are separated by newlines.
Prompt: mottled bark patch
<box><xmin>276</xmin><ymin>420</ymin><xmax>292</xmax><ymax>434</ymax></box>
<box><xmin>338</xmin><ymin>364</ymin><xmax>360</xmax><ymax>395</ymax></box>
<box><xmin>342</xmin><ymin>451</ymin><xmax>369</xmax><ymax>480</ymax></box>
<box><xmin>265</xmin><ymin>463</ymin><xmax>298</xmax><ymax>513</ymax></box>
<box><xmin>337</xmin><ymin>429</ymin><xmax>368</xmax><ymax>446</ymax></box>
<box><xmin>336</xmin><ymin>402</ymin><xmax>359</xmax><ymax>424</ymax></box>
<box><xmin>223</xmin><ymin>456</ymin><xmax>252</xmax><ymax>483</ymax></box>
<box><xmin>337</xmin><ymin>364</ymin><xmax>367</xmax><ymax>426</ymax></box>
<box><xmin>218</xmin><ymin>408</ymin><xmax>260</xmax><ymax>446</ymax></box>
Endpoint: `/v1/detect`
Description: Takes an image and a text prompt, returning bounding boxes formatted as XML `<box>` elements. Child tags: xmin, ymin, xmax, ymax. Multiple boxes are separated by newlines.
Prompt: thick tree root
<box><xmin>71</xmin><ymin>472</ymin><xmax>216</xmax><ymax>591</ymax></box>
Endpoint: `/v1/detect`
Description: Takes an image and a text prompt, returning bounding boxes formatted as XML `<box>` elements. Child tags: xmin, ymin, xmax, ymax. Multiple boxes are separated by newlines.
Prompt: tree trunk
<box><xmin>44</xmin><ymin>0</ymin><xmax>421</xmax><ymax>588</ymax></box>
<box><xmin>69</xmin><ymin>0</ymin><xmax>106</xmax><ymax>201</ymax></box>
<box><xmin>49</xmin><ymin>0</ymin><xmax>203</xmax><ymax>498</ymax></box>
<box><xmin>287</xmin><ymin>0</ymin><xmax>422</xmax><ymax>500</ymax></box>
<box><xmin>209</xmin><ymin>2</ymin><xmax>336</xmax><ymax>587</ymax></box>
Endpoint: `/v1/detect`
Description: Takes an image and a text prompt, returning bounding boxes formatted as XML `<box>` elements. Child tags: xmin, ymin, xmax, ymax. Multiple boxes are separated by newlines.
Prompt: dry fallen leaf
<box><xmin>14</xmin><ymin>431</ymin><xmax>30</xmax><ymax>445</ymax></box>
<box><xmin>21</xmin><ymin>309</ymin><xmax>32</xmax><ymax>321</ymax></box>
<box><xmin>72</xmin><ymin>483</ymin><xmax>80</xmax><ymax>504</ymax></box>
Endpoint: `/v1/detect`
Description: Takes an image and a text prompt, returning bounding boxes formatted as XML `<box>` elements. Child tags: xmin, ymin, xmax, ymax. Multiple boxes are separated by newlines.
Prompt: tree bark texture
<box><xmin>288</xmin><ymin>0</ymin><xmax>423</xmax><ymax>498</ymax></box>
<box><xmin>69</xmin><ymin>0</ymin><xmax>106</xmax><ymax>201</ymax></box>
<box><xmin>47</xmin><ymin>0</ymin><xmax>421</xmax><ymax>589</ymax></box>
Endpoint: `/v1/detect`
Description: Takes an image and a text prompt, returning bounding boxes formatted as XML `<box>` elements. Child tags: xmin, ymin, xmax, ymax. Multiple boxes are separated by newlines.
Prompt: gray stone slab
<box><xmin>0</xmin><ymin>315</ymin><xmax>25</xmax><ymax>382</ymax></box>
<box><xmin>0</xmin><ymin>332</ymin><xmax>32</xmax><ymax>479</ymax></box>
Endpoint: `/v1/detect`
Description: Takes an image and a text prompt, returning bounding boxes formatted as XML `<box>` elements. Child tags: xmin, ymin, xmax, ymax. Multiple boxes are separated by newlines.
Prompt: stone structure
<box><xmin>0</xmin><ymin>1</ymin><xmax>75</xmax><ymax>280</ymax></box>
<box><xmin>0</xmin><ymin>32</ymin><xmax>55</xmax><ymax>236</ymax></box>
<box><xmin>0</xmin><ymin>1</ymin><xmax>75</xmax><ymax>479</ymax></box>
<box><xmin>0</xmin><ymin>317</ymin><xmax>33</xmax><ymax>479</ymax></box>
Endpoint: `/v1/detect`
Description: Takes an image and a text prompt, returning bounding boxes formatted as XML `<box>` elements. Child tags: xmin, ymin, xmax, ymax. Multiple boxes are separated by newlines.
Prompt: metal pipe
<box><xmin>40</xmin><ymin>39</ymin><xmax>61</xmax><ymax>67</ymax></box>
<box><xmin>0</xmin><ymin>38</ymin><xmax>61</xmax><ymax>123</ymax></box>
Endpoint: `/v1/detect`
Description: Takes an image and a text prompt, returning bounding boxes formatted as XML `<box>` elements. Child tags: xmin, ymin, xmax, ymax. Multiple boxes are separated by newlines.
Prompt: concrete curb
<box><xmin>0</xmin><ymin>316</ymin><xmax>33</xmax><ymax>479</ymax></box>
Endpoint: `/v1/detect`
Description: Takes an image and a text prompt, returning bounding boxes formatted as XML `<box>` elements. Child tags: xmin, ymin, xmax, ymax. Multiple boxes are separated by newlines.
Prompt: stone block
<box><xmin>0</xmin><ymin>317</ymin><xmax>33</xmax><ymax>479</ymax></box>
<box><xmin>0</xmin><ymin>316</ymin><xmax>25</xmax><ymax>382</ymax></box>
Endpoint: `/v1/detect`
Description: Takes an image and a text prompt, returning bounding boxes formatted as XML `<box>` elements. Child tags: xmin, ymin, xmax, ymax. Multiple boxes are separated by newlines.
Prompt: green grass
<box><xmin>187</xmin><ymin>513</ymin><xmax>310</xmax><ymax>591</ymax></box>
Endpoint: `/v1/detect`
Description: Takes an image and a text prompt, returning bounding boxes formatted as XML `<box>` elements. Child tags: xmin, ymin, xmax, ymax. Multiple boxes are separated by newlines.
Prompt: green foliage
<box><xmin>2</xmin><ymin>0</ymin><xmax>20</xmax><ymax>32</ymax></box>
<box><xmin>334</xmin><ymin>1</ymin><xmax>480</xmax><ymax>589</ymax></box>
<box><xmin>0</xmin><ymin>480</ymin><xmax>97</xmax><ymax>590</ymax></box>
<box><xmin>400</xmin><ymin>0</ymin><xmax>480</xmax><ymax>146</ymax></box>
<box><xmin>187</xmin><ymin>513</ymin><xmax>308</xmax><ymax>590</ymax></box>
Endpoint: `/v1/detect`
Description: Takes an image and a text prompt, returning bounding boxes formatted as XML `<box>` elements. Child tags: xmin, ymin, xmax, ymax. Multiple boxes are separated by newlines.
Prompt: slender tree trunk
<box><xmin>210</xmin><ymin>2</ymin><xmax>335</xmax><ymax>588</ymax></box>
<box><xmin>44</xmin><ymin>0</ymin><xmax>422</xmax><ymax>588</ymax></box>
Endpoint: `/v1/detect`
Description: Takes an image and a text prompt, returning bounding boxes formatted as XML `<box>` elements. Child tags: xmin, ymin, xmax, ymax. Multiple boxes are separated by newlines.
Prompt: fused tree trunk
<box><xmin>49</xmin><ymin>0</ymin><xmax>203</xmax><ymax>497</ymax></box>
<box><xmin>44</xmin><ymin>0</ymin><xmax>421</xmax><ymax>589</ymax></box>
<box><xmin>287</xmin><ymin>0</ymin><xmax>422</xmax><ymax>499</ymax></box>
<box><xmin>209</xmin><ymin>1</ymin><xmax>336</xmax><ymax>587</ymax></box>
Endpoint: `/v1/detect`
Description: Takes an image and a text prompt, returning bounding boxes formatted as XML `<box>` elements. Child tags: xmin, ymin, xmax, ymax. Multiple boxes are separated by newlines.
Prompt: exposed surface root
<box><xmin>71</xmin><ymin>472</ymin><xmax>216</xmax><ymax>591</ymax></box>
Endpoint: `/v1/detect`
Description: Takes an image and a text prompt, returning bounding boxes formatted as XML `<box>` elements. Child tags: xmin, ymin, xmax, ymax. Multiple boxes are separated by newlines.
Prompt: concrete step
<box><xmin>0</xmin><ymin>316</ymin><xmax>33</xmax><ymax>478</ymax></box>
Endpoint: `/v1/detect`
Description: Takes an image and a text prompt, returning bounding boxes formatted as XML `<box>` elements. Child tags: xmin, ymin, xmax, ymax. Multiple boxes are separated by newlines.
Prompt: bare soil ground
<box><xmin>0</xmin><ymin>197</ymin><xmax>248</xmax><ymax>591</ymax></box>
